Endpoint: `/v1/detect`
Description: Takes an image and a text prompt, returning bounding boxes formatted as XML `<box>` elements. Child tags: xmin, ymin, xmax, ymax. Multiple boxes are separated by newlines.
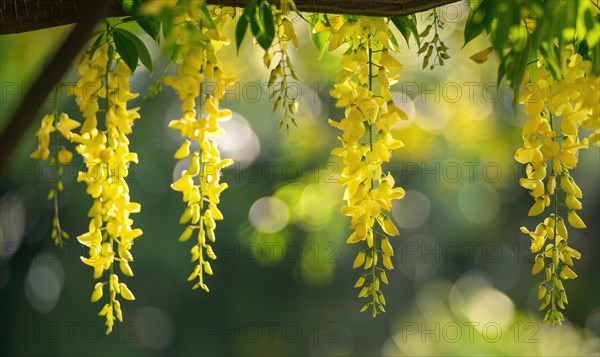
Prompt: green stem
<box><xmin>197</xmin><ymin>56</ymin><xmax>206</xmax><ymax>288</ymax></box>
<box><xmin>51</xmin><ymin>86</ymin><xmax>64</xmax><ymax>248</ymax></box>
<box><xmin>197</xmin><ymin>154</ymin><xmax>206</xmax><ymax>289</ymax></box>
<box><xmin>551</xmin><ymin>178</ymin><xmax>559</xmax><ymax>313</ymax></box>
<box><xmin>548</xmin><ymin>112</ymin><xmax>562</xmax><ymax>317</ymax></box>
<box><xmin>105</xmin><ymin>20</ymin><xmax>117</xmax><ymax>316</ymax></box>
<box><xmin>367</xmin><ymin>35</ymin><xmax>379</xmax><ymax>316</ymax></box>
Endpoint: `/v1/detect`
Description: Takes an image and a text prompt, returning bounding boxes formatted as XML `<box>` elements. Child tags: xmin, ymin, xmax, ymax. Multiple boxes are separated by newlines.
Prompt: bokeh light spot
<box><xmin>134</xmin><ymin>307</ymin><xmax>175</xmax><ymax>349</ymax></box>
<box><xmin>458</xmin><ymin>182</ymin><xmax>499</xmax><ymax>224</ymax></box>
<box><xmin>392</xmin><ymin>190</ymin><xmax>431</xmax><ymax>229</ymax></box>
<box><xmin>24</xmin><ymin>254</ymin><xmax>64</xmax><ymax>314</ymax></box>
<box><xmin>249</xmin><ymin>196</ymin><xmax>290</xmax><ymax>233</ymax></box>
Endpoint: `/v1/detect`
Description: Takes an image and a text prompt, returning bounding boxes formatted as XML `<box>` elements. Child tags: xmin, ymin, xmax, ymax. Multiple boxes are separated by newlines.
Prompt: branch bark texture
<box><xmin>1</xmin><ymin>0</ymin><xmax>460</xmax><ymax>35</ymax></box>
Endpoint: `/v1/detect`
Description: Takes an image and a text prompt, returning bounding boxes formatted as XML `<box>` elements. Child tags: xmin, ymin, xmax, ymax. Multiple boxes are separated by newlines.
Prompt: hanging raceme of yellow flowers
<box><xmin>165</xmin><ymin>6</ymin><xmax>235</xmax><ymax>292</ymax></box>
<box><xmin>516</xmin><ymin>48</ymin><xmax>599</xmax><ymax>325</ymax></box>
<box><xmin>320</xmin><ymin>16</ymin><xmax>408</xmax><ymax>316</ymax></box>
<box><xmin>30</xmin><ymin>32</ymin><xmax>142</xmax><ymax>333</ymax></box>
<box><xmin>265</xmin><ymin>0</ymin><xmax>300</xmax><ymax>129</ymax></box>
<box><xmin>69</xmin><ymin>42</ymin><xmax>142</xmax><ymax>334</ymax></box>
<box><xmin>30</xmin><ymin>86</ymin><xmax>80</xmax><ymax>247</ymax></box>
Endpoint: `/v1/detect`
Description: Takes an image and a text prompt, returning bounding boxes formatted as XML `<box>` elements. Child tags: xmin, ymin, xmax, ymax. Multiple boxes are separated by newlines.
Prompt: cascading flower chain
<box><xmin>165</xmin><ymin>6</ymin><xmax>235</xmax><ymax>292</ymax></box>
<box><xmin>265</xmin><ymin>0</ymin><xmax>300</xmax><ymax>129</ymax></box>
<box><xmin>516</xmin><ymin>49</ymin><xmax>599</xmax><ymax>325</ymax></box>
<box><xmin>69</xmin><ymin>41</ymin><xmax>142</xmax><ymax>334</ymax></box>
<box><xmin>324</xmin><ymin>16</ymin><xmax>408</xmax><ymax>316</ymax></box>
<box><xmin>31</xmin><ymin>86</ymin><xmax>80</xmax><ymax>247</ymax></box>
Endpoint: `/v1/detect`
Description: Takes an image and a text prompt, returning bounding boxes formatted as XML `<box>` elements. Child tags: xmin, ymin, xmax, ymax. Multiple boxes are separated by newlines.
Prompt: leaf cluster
<box><xmin>464</xmin><ymin>0</ymin><xmax>600</xmax><ymax>98</ymax></box>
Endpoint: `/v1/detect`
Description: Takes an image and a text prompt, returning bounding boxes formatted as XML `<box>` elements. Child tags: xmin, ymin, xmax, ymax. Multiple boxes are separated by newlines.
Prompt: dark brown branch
<box><xmin>0</xmin><ymin>1</ymin><xmax>113</xmax><ymax>172</ymax></box>
<box><xmin>212</xmin><ymin>0</ymin><xmax>461</xmax><ymax>17</ymax></box>
<box><xmin>1</xmin><ymin>0</ymin><xmax>460</xmax><ymax>35</ymax></box>
<box><xmin>0</xmin><ymin>1</ymin><xmax>126</xmax><ymax>35</ymax></box>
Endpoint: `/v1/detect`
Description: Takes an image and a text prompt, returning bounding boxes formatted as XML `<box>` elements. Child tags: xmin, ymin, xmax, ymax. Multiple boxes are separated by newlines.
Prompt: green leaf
<box><xmin>135</xmin><ymin>41</ymin><xmax>153</xmax><ymax>73</ymax></box>
<box><xmin>170</xmin><ymin>44</ymin><xmax>180</xmax><ymax>62</ymax></box>
<box><xmin>107</xmin><ymin>44</ymin><xmax>115</xmax><ymax>69</ymax></box>
<box><xmin>136</xmin><ymin>16</ymin><xmax>161</xmax><ymax>43</ymax></box>
<box><xmin>160</xmin><ymin>7</ymin><xmax>174</xmax><ymax>39</ymax></box>
<box><xmin>235</xmin><ymin>16</ymin><xmax>248</xmax><ymax>53</ymax></box>
<box><xmin>251</xmin><ymin>1</ymin><xmax>275</xmax><ymax>51</ymax></box>
<box><xmin>388</xmin><ymin>31</ymin><xmax>400</xmax><ymax>52</ymax></box>
<box><xmin>261</xmin><ymin>1</ymin><xmax>275</xmax><ymax>45</ymax></box>
<box><xmin>245</xmin><ymin>0</ymin><xmax>258</xmax><ymax>20</ymax></box>
<box><xmin>390</xmin><ymin>15</ymin><xmax>420</xmax><ymax>48</ymax></box>
<box><xmin>577</xmin><ymin>39</ymin><xmax>589</xmax><ymax>58</ymax></box>
<box><xmin>419</xmin><ymin>24</ymin><xmax>432</xmax><ymax>38</ymax></box>
<box><xmin>310</xmin><ymin>29</ymin><xmax>328</xmax><ymax>60</ymax></box>
<box><xmin>113</xmin><ymin>29</ymin><xmax>138</xmax><ymax>73</ymax></box>
<box><xmin>491</xmin><ymin>2</ymin><xmax>514</xmax><ymax>50</ymax></box>
<box><xmin>469</xmin><ymin>47</ymin><xmax>494</xmax><ymax>64</ymax></box>
<box><xmin>593</xmin><ymin>37</ymin><xmax>600</xmax><ymax>75</ymax></box>
<box><xmin>201</xmin><ymin>5</ymin><xmax>216</xmax><ymax>29</ymax></box>
<box><xmin>511</xmin><ymin>41</ymin><xmax>532</xmax><ymax>104</ymax></box>
<box><xmin>236</xmin><ymin>1</ymin><xmax>258</xmax><ymax>53</ymax></box>
<box><xmin>540</xmin><ymin>42</ymin><xmax>561</xmax><ymax>79</ymax></box>
<box><xmin>463</xmin><ymin>0</ymin><xmax>488</xmax><ymax>47</ymax></box>
<box><xmin>235</xmin><ymin>3</ymin><xmax>255</xmax><ymax>53</ymax></box>
<box><xmin>509</xmin><ymin>24</ymin><xmax>528</xmax><ymax>53</ymax></box>
<box><xmin>390</xmin><ymin>17</ymin><xmax>410</xmax><ymax>46</ymax></box>
<box><xmin>406</xmin><ymin>15</ymin><xmax>421</xmax><ymax>47</ymax></box>
<box><xmin>529</xmin><ymin>14</ymin><xmax>550</xmax><ymax>55</ymax></box>
<box><xmin>496</xmin><ymin>63</ymin><xmax>505</xmax><ymax>85</ymax></box>
<box><xmin>583</xmin><ymin>9</ymin><xmax>599</xmax><ymax>48</ymax></box>
<box><xmin>114</xmin><ymin>28</ymin><xmax>153</xmax><ymax>73</ymax></box>
<box><xmin>89</xmin><ymin>32</ymin><xmax>105</xmax><ymax>60</ymax></box>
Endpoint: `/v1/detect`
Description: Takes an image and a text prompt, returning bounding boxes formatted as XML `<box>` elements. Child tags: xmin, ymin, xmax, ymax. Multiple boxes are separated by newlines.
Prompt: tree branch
<box><xmin>0</xmin><ymin>0</ymin><xmax>460</xmax><ymax>35</ymax></box>
<box><xmin>212</xmin><ymin>0</ymin><xmax>461</xmax><ymax>17</ymax></box>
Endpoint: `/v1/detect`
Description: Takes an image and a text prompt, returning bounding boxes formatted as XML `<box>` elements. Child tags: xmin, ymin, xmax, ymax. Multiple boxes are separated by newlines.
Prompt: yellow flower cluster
<box><xmin>323</xmin><ymin>16</ymin><xmax>407</xmax><ymax>316</ymax></box>
<box><xmin>165</xmin><ymin>6</ymin><xmax>235</xmax><ymax>292</ymax></box>
<box><xmin>70</xmin><ymin>44</ymin><xmax>142</xmax><ymax>334</ymax></box>
<box><xmin>516</xmin><ymin>50</ymin><xmax>598</xmax><ymax>325</ymax></box>
<box><xmin>265</xmin><ymin>0</ymin><xmax>300</xmax><ymax>129</ymax></box>
<box><xmin>31</xmin><ymin>98</ymin><xmax>80</xmax><ymax>246</ymax></box>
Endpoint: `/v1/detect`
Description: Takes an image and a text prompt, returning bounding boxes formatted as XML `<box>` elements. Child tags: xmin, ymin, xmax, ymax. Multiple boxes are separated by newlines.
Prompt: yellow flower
<box><xmin>30</xmin><ymin>114</ymin><xmax>56</xmax><ymax>161</ymax></box>
<box><xmin>516</xmin><ymin>51</ymin><xmax>595</xmax><ymax>325</ymax></box>
<box><xmin>70</xmin><ymin>52</ymin><xmax>142</xmax><ymax>333</ymax></box>
<box><xmin>57</xmin><ymin>148</ymin><xmax>73</xmax><ymax>165</ymax></box>
<box><xmin>567</xmin><ymin>210</ymin><xmax>586</xmax><ymax>228</ymax></box>
<box><xmin>520</xmin><ymin>225</ymin><xmax>547</xmax><ymax>253</ymax></box>
<box><xmin>56</xmin><ymin>113</ymin><xmax>81</xmax><ymax>140</ymax></box>
<box><xmin>165</xmin><ymin>5</ymin><xmax>234</xmax><ymax>293</ymax></box>
<box><xmin>326</xmin><ymin>17</ymin><xmax>406</xmax><ymax>316</ymax></box>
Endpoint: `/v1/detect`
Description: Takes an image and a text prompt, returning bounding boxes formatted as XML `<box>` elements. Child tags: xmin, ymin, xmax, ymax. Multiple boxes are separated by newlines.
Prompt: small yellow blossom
<box><xmin>30</xmin><ymin>114</ymin><xmax>55</xmax><ymax>161</ymax></box>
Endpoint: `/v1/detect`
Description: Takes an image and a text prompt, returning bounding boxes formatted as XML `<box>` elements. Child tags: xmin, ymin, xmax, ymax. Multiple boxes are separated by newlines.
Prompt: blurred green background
<box><xmin>1</xmin><ymin>3</ymin><xmax>599</xmax><ymax>356</ymax></box>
